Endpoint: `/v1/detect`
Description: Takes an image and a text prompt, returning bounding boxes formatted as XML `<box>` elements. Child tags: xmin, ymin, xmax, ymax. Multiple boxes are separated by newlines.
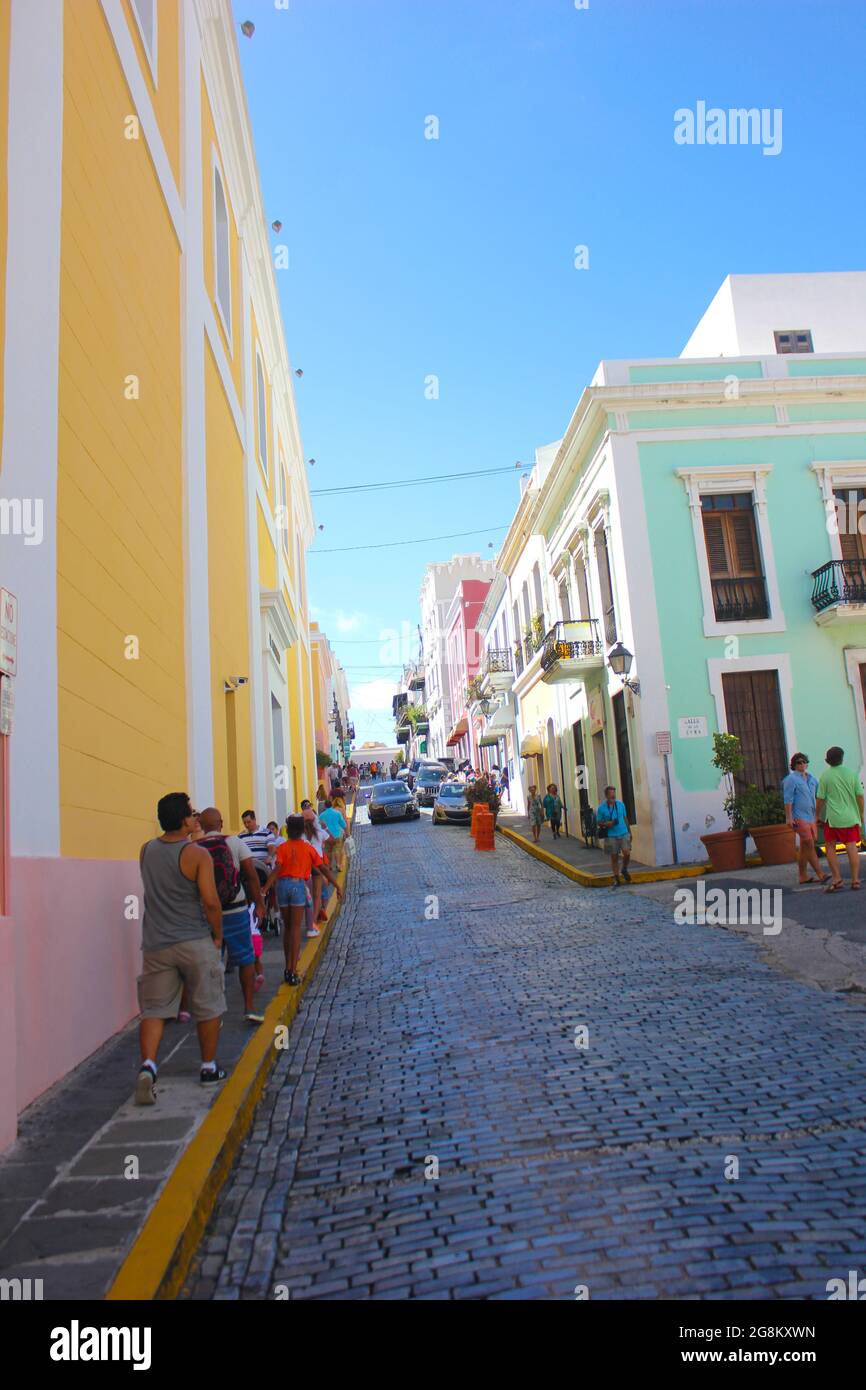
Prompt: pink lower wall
<box><xmin>2</xmin><ymin>855</ymin><xmax>140</xmax><ymax>1149</ymax></box>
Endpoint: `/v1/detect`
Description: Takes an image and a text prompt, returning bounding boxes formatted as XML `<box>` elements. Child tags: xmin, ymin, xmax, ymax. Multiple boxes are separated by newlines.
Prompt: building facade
<box><xmin>311</xmin><ymin>624</ymin><xmax>352</xmax><ymax>764</ymax></box>
<box><xmin>419</xmin><ymin>554</ymin><xmax>495</xmax><ymax>761</ymax></box>
<box><xmin>0</xmin><ymin>0</ymin><xmax>318</xmax><ymax>1148</ymax></box>
<box><xmin>507</xmin><ymin>272</ymin><xmax>866</xmax><ymax>865</ymax></box>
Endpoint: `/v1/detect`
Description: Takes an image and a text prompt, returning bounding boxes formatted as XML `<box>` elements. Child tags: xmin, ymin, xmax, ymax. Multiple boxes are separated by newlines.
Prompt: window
<box><xmin>131</xmin><ymin>0</ymin><xmax>157</xmax><ymax>79</ymax></box>
<box><xmin>214</xmin><ymin>165</ymin><xmax>231</xmax><ymax>337</ymax></box>
<box><xmin>701</xmin><ymin>494</ymin><xmax>769</xmax><ymax>621</ymax></box>
<box><xmin>277</xmin><ymin>459</ymin><xmax>289</xmax><ymax>554</ymax></box>
<box><xmin>255</xmin><ymin>352</ymin><xmax>268</xmax><ymax>480</ymax></box>
<box><xmin>594</xmin><ymin>525</ymin><xmax>617</xmax><ymax>645</ymax></box>
<box><xmin>558</xmin><ymin>577</ymin><xmax>572</xmax><ymax>621</ymax></box>
<box><xmin>532</xmin><ymin>563</ymin><xmax>545</xmax><ymax>623</ymax></box>
<box><xmin>573</xmin><ymin>553</ymin><xmax>590</xmax><ymax>621</ymax></box>
<box><xmin>774</xmin><ymin>329</ymin><xmax>813</xmax><ymax>354</ymax></box>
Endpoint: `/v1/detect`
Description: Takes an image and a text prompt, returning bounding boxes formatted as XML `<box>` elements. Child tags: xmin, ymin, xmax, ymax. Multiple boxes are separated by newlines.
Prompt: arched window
<box><xmin>256</xmin><ymin>352</ymin><xmax>268</xmax><ymax>479</ymax></box>
<box><xmin>214</xmin><ymin>164</ymin><xmax>231</xmax><ymax>335</ymax></box>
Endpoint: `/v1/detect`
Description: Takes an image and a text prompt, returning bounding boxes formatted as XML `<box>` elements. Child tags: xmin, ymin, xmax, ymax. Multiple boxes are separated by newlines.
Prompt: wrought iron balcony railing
<box><xmin>482</xmin><ymin>648</ymin><xmax>513</xmax><ymax>677</ymax></box>
<box><xmin>812</xmin><ymin>559</ymin><xmax>866</xmax><ymax>612</ymax></box>
<box><xmin>541</xmin><ymin>619</ymin><xmax>603</xmax><ymax>672</ymax></box>
<box><xmin>711</xmin><ymin>576</ymin><xmax>770</xmax><ymax>622</ymax></box>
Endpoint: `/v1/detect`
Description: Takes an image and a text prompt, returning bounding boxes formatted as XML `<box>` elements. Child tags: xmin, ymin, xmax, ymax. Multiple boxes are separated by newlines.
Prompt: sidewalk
<box><xmin>0</xmin><ymin>825</ymin><xmax>354</xmax><ymax>1302</ymax></box>
<box><xmin>496</xmin><ymin>807</ymin><xmax>681</xmax><ymax>886</ymax></box>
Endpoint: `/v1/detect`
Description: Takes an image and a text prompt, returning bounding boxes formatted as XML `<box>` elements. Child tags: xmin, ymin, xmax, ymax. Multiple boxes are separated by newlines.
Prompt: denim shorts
<box><xmin>277</xmin><ymin>876</ymin><xmax>307</xmax><ymax>908</ymax></box>
<box><xmin>221</xmin><ymin>905</ymin><xmax>255</xmax><ymax>968</ymax></box>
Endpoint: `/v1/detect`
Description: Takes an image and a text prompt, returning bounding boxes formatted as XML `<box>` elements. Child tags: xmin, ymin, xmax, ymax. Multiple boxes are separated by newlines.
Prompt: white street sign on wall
<box><xmin>678</xmin><ymin>716</ymin><xmax>708</xmax><ymax>739</ymax></box>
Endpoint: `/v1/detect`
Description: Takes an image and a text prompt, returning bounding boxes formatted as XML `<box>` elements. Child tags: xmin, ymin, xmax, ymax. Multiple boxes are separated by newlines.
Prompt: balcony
<box><xmin>812</xmin><ymin>559</ymin><xmax>866</xmax><ymax>623</ymax></box>
<box><xmin>478</xmin><ymin>647</ymin><xmax>513</xmax><ymax>695</ymax></box>
<box><xmin>711</xmin><ymin>577</ymin><xmax>770</xmax><ymax>623</ymax></box>
<box><xmin>541</xmin><ymin>620</ymin><xmax>604</xmax><ymax>684</ymax></box>
<box><xmin>407</xmin><ymin>662</ymin><xmax>425</xmax><ymax>691</ymax></box>
<box><xmin>396</xmin><ymin>726</ymin><xmax>410</xmax><ymax>745</ymax></box>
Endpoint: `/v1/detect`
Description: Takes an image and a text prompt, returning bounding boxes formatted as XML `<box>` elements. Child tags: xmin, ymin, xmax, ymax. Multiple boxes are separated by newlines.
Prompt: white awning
<box><xmin>520</xmin><ymin>733</ymin><xmax>543</xmax><ymax>757</ymax></box>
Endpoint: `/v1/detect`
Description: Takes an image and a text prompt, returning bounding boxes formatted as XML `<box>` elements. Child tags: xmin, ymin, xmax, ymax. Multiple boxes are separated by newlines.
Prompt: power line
<box><xmin>310</xmin><ymin>464</ymin><xmax>528</xmax><ymax>497</ymax></box>
<box><xmin>309</xmin><ymin>523</ymin><xmax>510</xmax><ymax>555</ymax></box>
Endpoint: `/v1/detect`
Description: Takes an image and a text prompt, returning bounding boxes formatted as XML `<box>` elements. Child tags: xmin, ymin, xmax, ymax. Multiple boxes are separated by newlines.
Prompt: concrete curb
<box><xmin>106</xmin><ymin>809</ymin><xmax>355</xmax><ymax>1302</ymax></box>
<box><xmin>496</xmin><ymin>824</ymin><xmax>711</xmax><ymax>888</ymax></box>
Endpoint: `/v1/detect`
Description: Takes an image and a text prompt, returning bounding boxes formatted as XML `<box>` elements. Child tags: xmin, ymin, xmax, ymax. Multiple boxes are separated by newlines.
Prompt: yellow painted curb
<box><xmin>106</xmin><ymin>806</ymin><xmax>355</xmax><ymax>1302</ymax></box>
<box><xmin>496</xmin><ymin>824</ymin><xmax>709</xmax><ymax>888</ymax></box>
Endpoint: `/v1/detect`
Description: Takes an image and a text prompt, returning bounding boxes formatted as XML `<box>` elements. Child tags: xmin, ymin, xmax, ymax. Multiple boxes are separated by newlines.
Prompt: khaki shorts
<box><xmin>138</xmin><ymin>936</ymin><xmax>226</xmax><ymax>1022</ymax></box>
<box><xmin>606</xmin><ymin>833</ymin><xmax>632</xmax><ymax>856</ymax></box>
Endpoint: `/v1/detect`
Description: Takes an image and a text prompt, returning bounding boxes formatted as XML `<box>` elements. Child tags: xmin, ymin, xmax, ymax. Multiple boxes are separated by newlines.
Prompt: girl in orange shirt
<box><xmin>263</xmin><ymin>815</ymin><xmax>342</xmax><ymax>985</ymax></box>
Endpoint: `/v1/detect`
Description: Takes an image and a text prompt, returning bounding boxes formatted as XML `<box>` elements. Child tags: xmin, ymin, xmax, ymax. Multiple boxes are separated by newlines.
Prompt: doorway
<box><xmin>592</xmin><ymin>730</ymin><xmax>607</xmax><ymax>802</ymax></box>
<box><xmin>612</xmin><ymin>691</ymin><xmax>636</xmax><ymax>823</ymax></box>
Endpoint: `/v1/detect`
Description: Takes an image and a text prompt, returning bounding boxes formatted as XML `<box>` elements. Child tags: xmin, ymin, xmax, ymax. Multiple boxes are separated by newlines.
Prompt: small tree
<box><xmin>711</xmin><ymin>732</ymin><xmax>745</xmax><ymax>829</ymax></box>
<box><xmin>316</xmin><ymin>750</ymin><xmax>333</xmax><ymax>770</ymax></box>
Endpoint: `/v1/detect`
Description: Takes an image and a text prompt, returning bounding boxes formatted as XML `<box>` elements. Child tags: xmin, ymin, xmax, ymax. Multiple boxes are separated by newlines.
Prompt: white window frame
<box><xmin>130</xmin><ymin>0</ymin><xmax>158</xmax><ymax>84</ymax></box>
<box><xmin>255</xmin><ymin>348</ymin><xmax>269</xmax><ymax>483</ymax></box>
<box><xmin>844</xmin><ymin>647</ymin><xmax>866</xmax><ymax>789</ymax></box>
<box><xmin>811</xmin><ymin>460</ymin><xmax>866</xmax><ymax>565</ymax></box>
<box><xmin>677</xmin><ymin>464</ymin><xmax>786</xmax><ymax>637</ymax></box>
<box><xmin>212</xmin><ymin>153</ymin><xmax>232</xmax><ymax>346</ymax></box>
<box><xmin>277</xmin><ymin>455</ymin><xmax>290</xmax><ymax>557</ymax></box>
<box><xmin>706</xmin><ymin>652</ymin><xmax>797</xmax><ymax>768</ymax></box>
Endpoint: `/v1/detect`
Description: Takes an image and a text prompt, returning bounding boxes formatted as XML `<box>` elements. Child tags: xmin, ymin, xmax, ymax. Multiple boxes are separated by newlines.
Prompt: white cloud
<box><xmin>348</xmin><ymin>678</ymin><xmax>397</xmax><ymax>712</ymax></box>
<box><xmin>334</xmin><ymin>610</ymin><xmax>367</xmax><ymax>634</ymax></box>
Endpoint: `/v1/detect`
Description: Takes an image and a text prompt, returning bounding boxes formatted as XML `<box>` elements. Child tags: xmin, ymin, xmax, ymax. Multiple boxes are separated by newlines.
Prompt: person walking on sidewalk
<box><xmin>816</xmin><ymin>746</ymin><xmax>865</xmax><ymax>893</ymax></box>
<box><xmin>782</xmin><ymin>753</ymin><xmax>830</xmax><ymax>886</ymax></box>
<box><xmin>597</xmin><ymin>785</ymin><xmax>632</xmax><ymax>886</ymax></box>
<box><xmin>527</xmin><ymin>785</ymin><xmax>545</xmax><ymax>844</ymax></box>
<box><xmin>263</xmin><ymin>815</ymin><xmax>343</xmax><ymax>986</ymax></box>
<box><xmin>199</xmin><ymin>808</ymin><xmax>266</xmax><ymax>1024</ymax></box>
<box><xmin>135</xmin><ymin>792</ymin><xmax>228</xmax><ymax>1105</ymax></box>
<box><xmin>543</xmin><ymin>783</ymin><xmax>564</xmax><ymax>840</ymax></box>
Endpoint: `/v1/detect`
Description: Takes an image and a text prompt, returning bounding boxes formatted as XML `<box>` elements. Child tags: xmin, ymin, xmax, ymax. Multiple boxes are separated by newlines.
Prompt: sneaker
<box><xmin>306</xmin><ymin>926</ymin><xmax>321</xmax><ymax>939</ymax></box>
<box><xmin>284</xmin><ymin>969</ymin><xmax>301</xmax><ymax>986</ymax></box>
<box><xmin>611</xmin><ymin>876</ymin><xmax>621</xmax><ymax>888</ymax></box>
<box><xmin>622</xmin><ymin>868</ymin><xmax>632</xmax><ymax>883</ymax></box>
<box><xmin>244</xmin><ymin>1012</ymin><xmax>265</xmax><ymax>1025</ymax></box>
<box><xmin>135</xmin><ymin>1065</ymin><xmax>157</xmax><ymax>1106</ymax></box>
<box><xmin>200</xmin><ymin>1063</ymin><xmax>228</xmax><ymax>1086</ymax></box>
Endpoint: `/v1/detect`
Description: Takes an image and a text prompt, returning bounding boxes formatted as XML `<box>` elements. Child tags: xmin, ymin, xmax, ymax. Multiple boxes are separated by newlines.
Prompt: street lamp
<box><xmin>607</xmin><ymin>642</ymin><xmax>641</xmax><ymax>696</ymax></box>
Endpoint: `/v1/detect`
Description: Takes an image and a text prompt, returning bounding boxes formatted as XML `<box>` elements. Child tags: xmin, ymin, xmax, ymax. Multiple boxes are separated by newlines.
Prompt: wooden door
<box><xmin>722</xmin><ymin>670</ymin><xmax>787</xmax><ymax>792</ymax></box>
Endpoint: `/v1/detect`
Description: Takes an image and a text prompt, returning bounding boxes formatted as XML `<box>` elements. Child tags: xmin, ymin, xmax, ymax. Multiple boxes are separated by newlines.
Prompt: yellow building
<box><xmin>0</xmin><ymin>0</ymin><xmax>318</xmax><ymax>1148</ymax></box>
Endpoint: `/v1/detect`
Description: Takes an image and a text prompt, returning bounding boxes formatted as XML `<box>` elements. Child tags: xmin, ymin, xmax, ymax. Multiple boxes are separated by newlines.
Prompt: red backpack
<box><xmin>201</xmin><ymin>835</ymin><xmax>240</xmax><ymax>908</ymax></box>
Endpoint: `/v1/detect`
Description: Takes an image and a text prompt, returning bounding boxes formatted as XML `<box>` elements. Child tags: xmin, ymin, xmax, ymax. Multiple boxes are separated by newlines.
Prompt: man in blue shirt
<box><xmin>596</xmin><ymin>785</ymin><xmax>632</xmax><ymax>886</ymax></box>
<box><xmin>782</xmin><ymin>752</ymin><xmax>830</xmax><ymax>886</ymax></box>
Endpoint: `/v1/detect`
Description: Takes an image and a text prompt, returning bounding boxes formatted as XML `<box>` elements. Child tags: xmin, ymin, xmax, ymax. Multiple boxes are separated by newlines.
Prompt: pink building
<box><xmin>444</xmin><ymin>579</ymin><xmax>491</xmax><ymax>766</ymax></box>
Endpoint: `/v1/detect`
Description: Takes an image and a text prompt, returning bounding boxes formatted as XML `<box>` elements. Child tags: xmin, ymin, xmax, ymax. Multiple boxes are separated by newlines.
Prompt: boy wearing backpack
<box><xmin>199</xmin><ymin>807</ymin><xmax>266</xmax><ymax>1024</ymax></box>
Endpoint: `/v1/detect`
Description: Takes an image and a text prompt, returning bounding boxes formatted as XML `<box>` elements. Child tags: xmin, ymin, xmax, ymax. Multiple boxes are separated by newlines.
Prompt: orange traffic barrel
<box><xmin>475</xmin><ymin>807</ymin><xmax>495</xmax><ymax>851</ymax></box>
<box><xmin>470</xmin><ymin>803</ymin><xmax>483</xmax><ymax>838</ymax></box>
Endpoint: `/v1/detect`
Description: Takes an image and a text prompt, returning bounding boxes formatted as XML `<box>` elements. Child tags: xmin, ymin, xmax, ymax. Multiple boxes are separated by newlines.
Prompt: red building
<box><xmin>444</xmin><ymin>578</ymin><xmax>491</xmax><ymax>767</ymax></box>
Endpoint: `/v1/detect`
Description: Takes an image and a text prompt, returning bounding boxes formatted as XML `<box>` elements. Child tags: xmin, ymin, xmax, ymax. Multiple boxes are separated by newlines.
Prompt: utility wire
<box><xmin>310</xmin><ymin>464</ymin><xmax>528</xmax><ymax>497</ymax></box>
<box><xmin>309</xmin><ymin>523</ymin><xmax>510</xmax><ymax>555</ymax></box>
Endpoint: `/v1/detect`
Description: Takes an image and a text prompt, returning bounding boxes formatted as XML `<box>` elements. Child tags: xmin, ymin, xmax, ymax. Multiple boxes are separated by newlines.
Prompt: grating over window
<box><xmin>774</xmin><ymin>329</ymin><xmax>813</xmax><ymax>354</ymax></box>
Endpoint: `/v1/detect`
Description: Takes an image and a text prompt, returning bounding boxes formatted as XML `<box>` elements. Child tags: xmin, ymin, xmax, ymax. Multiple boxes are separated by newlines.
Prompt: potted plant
<box><xmin>737</xmin><ymin>785</ymin><xmax>797</xmax><ymax>865</ymax></box>
<box><xmin>700</xmin><ymin>732</ymin><xmax>748</xmax><ymax>872</ymax></box>
<box><xmin>464</xmin><ymin>776</ymin><xmax>502</xmax><ymax>826</ymax></box>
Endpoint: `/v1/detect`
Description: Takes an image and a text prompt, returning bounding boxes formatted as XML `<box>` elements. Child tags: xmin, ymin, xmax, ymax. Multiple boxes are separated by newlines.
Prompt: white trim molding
<box><xmin>811</xmin><ymin>460</ymin><xmax>866</xmax><ymax>565</ymax></box>
<box><xmin>843</xmin><ymin>647</ymin><xmax>866</xmax><ymax>790</ymax></box>
<box><xmin>706</xmin><ymin>652</ymin><xmax>797</xmax><ymax>764</ymax></box>
<box><xmin>677</xmin><ymin>464</ymin><xmax>786</xmax><ymax>637</ymax></box>
<box><xmin>2</xmin><ymin>0</ymin><xmax>65</xmax><ymax>856</ymax></box>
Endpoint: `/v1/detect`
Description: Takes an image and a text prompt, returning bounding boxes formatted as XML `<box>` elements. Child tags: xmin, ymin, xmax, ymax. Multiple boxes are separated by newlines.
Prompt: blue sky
<box><xmin>233</xmin><ymin>0</ymin><xmax>866</xmax><ymax>747</ymax></box>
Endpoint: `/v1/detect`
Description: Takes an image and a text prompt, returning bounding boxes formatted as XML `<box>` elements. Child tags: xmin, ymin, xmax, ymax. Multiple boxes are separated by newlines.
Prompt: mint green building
<box><xmin>517</xmin><ymin>272</ymin><xmax>866</xmax><ymax>865</ymax></box>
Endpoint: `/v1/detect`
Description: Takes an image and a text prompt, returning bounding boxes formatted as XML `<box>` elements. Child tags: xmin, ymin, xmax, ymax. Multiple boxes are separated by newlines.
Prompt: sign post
<box><xmin>656</xmin><ymin>730</ymin><xmax>678</xmax><ymax>864</ymax></box>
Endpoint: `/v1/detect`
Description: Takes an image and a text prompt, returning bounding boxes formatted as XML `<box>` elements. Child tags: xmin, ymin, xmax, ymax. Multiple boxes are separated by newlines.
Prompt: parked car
<box><xmin>415</xmin><ymin>765</ymin><xmax>449</xmax><ymax>806</ymax></box>
<box><xmin>432</xmin><ymin>783</ymin><xmax>470</xmax><ymax>825</ymax></box>
<box><xmin>368</xmin><ymin>780</ymin><xmax>420</xmax><ymax>824</ymax></box>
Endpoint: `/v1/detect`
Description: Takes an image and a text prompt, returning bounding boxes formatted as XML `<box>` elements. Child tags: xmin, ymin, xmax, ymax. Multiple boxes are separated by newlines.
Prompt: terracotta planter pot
<box><xmin>749</xmin><ymin>822</ymin><xmax>797</xmax><ymax>866</ymax></box>
<box><xmin>699</xmin><ymin>828</ymin><xmax>747</xmax><ymax>872</ymax></box>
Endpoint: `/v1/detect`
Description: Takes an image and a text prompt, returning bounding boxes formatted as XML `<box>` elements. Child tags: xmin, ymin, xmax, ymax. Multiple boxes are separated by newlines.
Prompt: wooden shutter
<box><xmin>722</xmin><ymin>671</ymin><xmax>787</xmax><ymax>792</ymax></box>
<box><xmin>702</xmin><ymin>513</ymin><xmax>730</xmax><ymax>576</ymax></box>
<box><xmin>730</xmin><ymin>512</ymin><xmax>760</xmax><ymax>575</ymax></box>
<box><xmin>834</xmin><ymin>489</ymin><xmax>866</xmax><ymax>562</ymax></box>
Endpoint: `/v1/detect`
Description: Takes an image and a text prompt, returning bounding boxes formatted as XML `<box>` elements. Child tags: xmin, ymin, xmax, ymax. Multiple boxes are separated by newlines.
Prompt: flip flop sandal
<box><xmin>851</xmin><ymin>882</ymin><xmax>861</xmax><ymax>891</ymax></box>
<box><xmin>824</xmin><ymin>881</ymin><xmax>845</xmax><ymax>893</ymax></box>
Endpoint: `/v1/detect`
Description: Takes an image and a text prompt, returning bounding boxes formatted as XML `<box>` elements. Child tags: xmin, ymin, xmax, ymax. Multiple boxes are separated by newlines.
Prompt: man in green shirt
<box><xmin>816</xmin><ymin>746</ymin><xmax>864</xmax><ymax>892</ymax></box>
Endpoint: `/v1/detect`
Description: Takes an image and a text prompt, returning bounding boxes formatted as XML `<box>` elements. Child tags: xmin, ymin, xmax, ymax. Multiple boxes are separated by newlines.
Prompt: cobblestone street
<box><xmin>183</xmin><ymin>815</ymin><xmax>866</xmax><ymax>1301</ymax></box>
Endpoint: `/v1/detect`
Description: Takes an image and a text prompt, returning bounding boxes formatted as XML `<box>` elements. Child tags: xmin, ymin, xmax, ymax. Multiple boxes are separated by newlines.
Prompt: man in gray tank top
<box><xmin>135</xmin><ymin>791</ymin><xmax>228</xmax><ymax>1105</ymax></box>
